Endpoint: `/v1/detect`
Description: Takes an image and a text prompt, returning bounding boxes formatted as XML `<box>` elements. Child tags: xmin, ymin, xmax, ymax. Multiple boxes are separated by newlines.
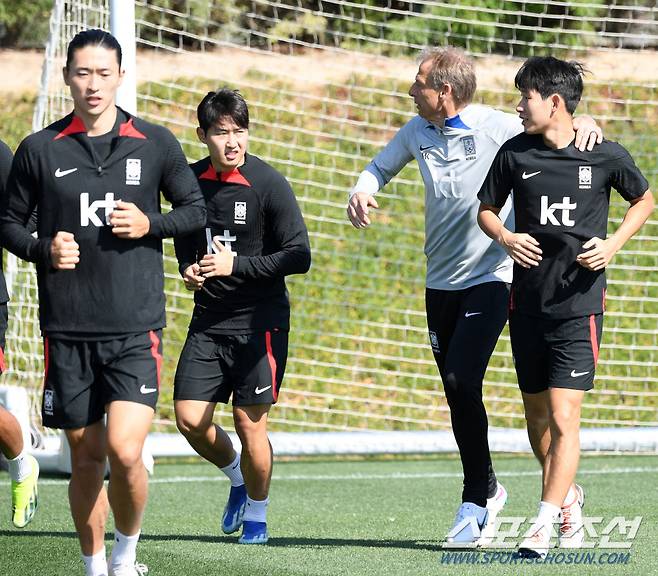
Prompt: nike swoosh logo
<box><xmin>55</xmin><ymin>167</ymin><xmax>78</xmax><ymax>178</ymax></box>
<box><xmin>140</xmin><ymin>385</ymin><xmax>157</xmax><ymax>394</ymax></box>
<box><xmin>570</xmin><ymin>370</ymin><xmax>590</xmax><ymax>378</ymax></box>
<box><xmin>464</xmin><ymin>312</ymin><xmax>482</xmax><ymax>318</ymax></box>
<box><xmin>419</xmin><ymin>145</ymin><xmax>434</xmax><ymax>151</ymax></box>
<box><xmin>255</xmin><ymin>385</ymin><xmax>272</xmax><ymax>395</ymax></box>
<box><xmin>522</xmin><ymin>170</ymin><xmax>541</xmax><ymax>180</ymax></box>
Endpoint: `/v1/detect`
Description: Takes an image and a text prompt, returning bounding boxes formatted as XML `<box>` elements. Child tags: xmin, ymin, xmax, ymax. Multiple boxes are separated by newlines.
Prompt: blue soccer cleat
<box><xmin>221</xmin><ymin>484</ymin><xmax>247</xmax><ymax>534</ymax></box>
<box><xmin>238</xmin><ymin>520</ymin><xmax>269</xmax><ymax>544</ymax></box>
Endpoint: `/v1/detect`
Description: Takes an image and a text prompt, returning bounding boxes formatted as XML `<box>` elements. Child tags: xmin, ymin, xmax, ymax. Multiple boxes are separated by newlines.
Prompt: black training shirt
<box><xmin>0</xmin><ymin>109</ymin><xmax>206</xmax><ymax>335</ymax></box>
<box><xmin>478</xmin><ymin>134</ymin><xmax>648</xmax><ymax>319</ymax></box>
<box><xmin>175</xmin><ymin>154</ymin><xmax>311</xmax><ymax>333</ymax></box>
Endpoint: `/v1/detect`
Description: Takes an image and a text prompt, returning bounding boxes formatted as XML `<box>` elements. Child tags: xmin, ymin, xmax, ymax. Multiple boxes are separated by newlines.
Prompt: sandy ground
<box><xmin>2</xmin><ymin>47</ymin><xmax>657</xmax><ymax>96</ymax></box>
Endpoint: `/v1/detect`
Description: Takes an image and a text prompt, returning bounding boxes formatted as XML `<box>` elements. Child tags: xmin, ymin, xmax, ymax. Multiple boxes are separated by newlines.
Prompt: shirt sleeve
<box><xmin>350</xmin><ymin>120</ymin><xmax>415</xmax><ymax>197</ymax></box>
<box><xmin>607</xmin><ymin>143</ymin><xmax>650</xmax><ymax>201</ymax></box>
<box><xmin>485</xmin><ymin>110</ymin><xmax>524</xmax><ymax>147</ymax></box>
<box><xmin>477</xmin><ymin>146</ymin><xmax>514</xmax><ymax>208</ymax></box>
<box><xmin>173</xmin><ymin>230</ymin><xmax>200</xmax><ymax>276</ymax></box>
<box><xmin>232</xmin><ymin>173</ymin><xmax>311</xmax><ymax>280</ymax></box>
<box><xmin>0</xmin><ymin>137</ymin><xmax>52</xmax><ymax>267</ymax></box>
<box><xmin>146</xmin><ymin>128</ymin><xmax>206</xmax><ymax>238</ymax></box>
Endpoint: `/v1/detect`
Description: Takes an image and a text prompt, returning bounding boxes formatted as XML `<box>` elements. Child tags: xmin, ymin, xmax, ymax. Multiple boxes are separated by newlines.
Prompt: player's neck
<box><xmin>541</xmin><ymin>119</ymin><xmax>575</xmax><ymax>150</ymax></box>
<box><xmin>75</xmin><ymin>105</ymin><xmax>118</xmax><ymax>137</ymax></box>
<box><xmin>210</xmin><ymin>156</ymin><xmax>246</xmax><ymax>174</ymax></box>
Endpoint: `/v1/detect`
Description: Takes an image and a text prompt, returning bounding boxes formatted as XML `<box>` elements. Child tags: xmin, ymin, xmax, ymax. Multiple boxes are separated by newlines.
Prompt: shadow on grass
<box><xmin>0</xmin><ymin>530</ymin><xmax>443</xmax><ymax>551</ymax></box>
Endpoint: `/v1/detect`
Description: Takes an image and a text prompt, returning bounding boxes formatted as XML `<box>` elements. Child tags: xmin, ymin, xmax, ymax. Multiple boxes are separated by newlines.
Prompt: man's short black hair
<box><xmin>515</xmin><ymin>56</ymin><xmax>585</xmax><ymax>115</ymax></box>
<box><xmin>66</xmin><ymin>29</ymin><xmax>122</xmax><ymax>69</ymax></box>
<box><xmin>197</xmin><ymin>89</ymin><xmax>249</xmax><ymax>132</ymax></box>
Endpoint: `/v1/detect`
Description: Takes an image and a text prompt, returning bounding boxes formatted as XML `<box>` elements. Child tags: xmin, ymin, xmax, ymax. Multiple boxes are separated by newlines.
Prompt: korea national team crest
<box><xmin>461</xmin><ymin>136</ymin><xmax>476</xmax><ymax>160</ymax></box>
<box><xmin>579</xmin><ymin>166</ymin><xmax>592</xmax><ymax>189</ymax></box>
<box><xmin>44</xmin><ymin>389</ymin><xmax>54</xmax><ymax>416</ymax></box>
<box><xmin>234</xmin><ymin>201</ymin><xmax>247</xmax><ymax>224</ymax></box>
<box><xmin>429</xmin><ymin>330</ymin><xmax>440</xmax><ymax>353</ymax></box>
<box><xmin>126</xmin><ymin>159</ymin><xmax>142</xmax><ymax>186</ymax></box>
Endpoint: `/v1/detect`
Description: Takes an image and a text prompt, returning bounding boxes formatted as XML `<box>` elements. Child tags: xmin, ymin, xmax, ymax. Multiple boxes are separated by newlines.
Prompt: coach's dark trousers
<box><xmin>426</xmin><ymin>281</ymin><xmax>510</xmax><ymax>507</ymax></box>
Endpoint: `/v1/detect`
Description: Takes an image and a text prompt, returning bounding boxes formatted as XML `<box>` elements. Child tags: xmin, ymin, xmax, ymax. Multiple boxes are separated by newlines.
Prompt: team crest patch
<box><xmin>429</xmin><ymin>331</ymin><xmax>440</xmax><ymax>352</ymax></box>
<box><xmin>461</xmin><ymin>136</ymin><xmax>476</xmax><ymax>159</ymax></box>
<box><xmin>578</xmin><ymin>166</ymin><xmax>592</xmax><ymax>189</ymax></box>
<box><xmin>126</xmin><ymin>159</ymin><xmax>141</xmax><ymax>186</ymax></box>
<box><xmin>234</xmin><ymin>201</ymin><xmax>247</xmax><ymax>224</ymax></box>
<box><xmin>44</xmin><ymin>389</ymin><xmax>54</xmax><ymax>416</ymax></box>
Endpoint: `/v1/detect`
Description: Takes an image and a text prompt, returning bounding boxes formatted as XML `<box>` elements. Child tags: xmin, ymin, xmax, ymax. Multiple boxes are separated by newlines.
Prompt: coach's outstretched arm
<box><xmin>347</xmin><ymin>123</ymin><xmax>414</xmax><ymax>229</ymax></box>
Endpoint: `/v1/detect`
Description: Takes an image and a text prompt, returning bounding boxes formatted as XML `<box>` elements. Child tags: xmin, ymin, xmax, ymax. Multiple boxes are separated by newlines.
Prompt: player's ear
<box><xmin>196</xmin><ymin>127</ymin><xmax>207</xmax><ymax>144</ymax></box>
<box><xmin>117</xmin><ymin>67</ymin><xmax>125</xmax><ymax>86</ymax></box>
<box><xmin>62</xmin><ymin>66</ymin><xmax>70</xmax><ymax>86</ymax></box>
<box><xmin>551</xmin><ymin>94</ymin><xmax>561</xmax><ymax>112</ymax></box>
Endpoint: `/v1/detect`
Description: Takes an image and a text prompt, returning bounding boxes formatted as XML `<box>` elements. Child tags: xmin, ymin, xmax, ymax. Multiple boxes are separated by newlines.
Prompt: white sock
<box><xmin>220</xmin><ymin>452</ymin><xmax>244</xmax><ymax>487</ymax></box>
<box><xmin>537</xmin><ymin>501</ymin><xmax>561</xmax><ymax>525</ymax></box>
<box><xmin>82</xmin><ymin>548</ymin><xmax>107</xmax><ymax>576</ymax></box>
<box><xmin>109</xmin><ymin>529</ymin><xmax>140</xmax><ymax>568</ymax></box>
<box><xmin>562</xmin><ymin>485</ymin><xmax>577</xmax><ymax>507</ymax></box>
<box><xmin>7</xmin><ymin>450</ymin><xmax>32</xmax><ymax>482</ymax></box>
<box><xmin>243</xmin><ymin>496</ymin><xmax>269</xmax><ymax>523</ymax></box>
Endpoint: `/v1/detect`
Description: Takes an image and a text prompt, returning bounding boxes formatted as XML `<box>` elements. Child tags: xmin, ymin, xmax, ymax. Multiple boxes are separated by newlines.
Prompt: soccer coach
<box><xmin>0</xmin><ymin>30</ymin><xmax>205</xmax><ymax>576</ymax></box>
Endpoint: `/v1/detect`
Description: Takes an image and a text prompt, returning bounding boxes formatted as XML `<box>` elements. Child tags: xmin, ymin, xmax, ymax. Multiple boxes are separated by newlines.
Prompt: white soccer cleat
<box><xmin>477</xmin><ymin>482</ymin><xmax>508</xmax><ymax>546</ymax></box>
<box><xmin>518</xmin><ymin>520</ymin><xmax>553</xmax><ymax>559</ymax></box>
<box><xmin>559</xmin><ymin>484</ymin><xmax>585</xmax><ymax>548</ymax></box>
<box><xmin>108</xmin><ymin>562</ymin><xmax>148</xmax><ymax>576</ymax></box>
<box><xmin>445</xmin><ymin>502</ymin><xmax>488</xmax><ymax>545</ymax></box>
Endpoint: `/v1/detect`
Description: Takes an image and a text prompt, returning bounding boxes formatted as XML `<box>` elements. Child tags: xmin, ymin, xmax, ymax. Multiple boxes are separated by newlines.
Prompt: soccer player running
<box><xmin>347</xmin><ymin>47</ymin><xmax>602</xmax><ymax>544</ymax></box>
<box><xmin>0</xmin><ymin>31</ymin><xmax>205</xmax><ymax>576</ymax></box>
<box><xmin>0</xmin><ymin>139</ymin><xmax>39</xmax><ymax>528</ymax></box>
<box><xmin>478</xmin><ymin>56</ymin><xmax>654</xmax><ymax>558</ymax></box>
<box><xmin>173</xmin><ymin>89</ymin><xmax>311</xmax><ymax>544</ymax></box>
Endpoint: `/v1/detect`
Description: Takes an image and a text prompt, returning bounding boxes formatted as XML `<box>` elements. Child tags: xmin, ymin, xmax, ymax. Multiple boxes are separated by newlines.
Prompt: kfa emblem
<box><xmin>461</xmin><ymin>135</ymin><xmax>476</xmax><ymax>160</ymax></box>
<box><xmin>429</xmin><ymin>331</ymin><xmax>440</xmax><ymax>352</ymax></box>
<box><xmin>234</xmin><ymin>201</ymin><xmax>247</xmax><ymax>224</ymax></box>
<box><xmin>578</xmin><ymin>166</ymin><xmax>592</xmax><ymax>189</ymax></box>
<box><xmin>44</xmin><ymin>389</ymin><xmax>54</xmax><ymax>416</ymax></box>
<box><xmin>126</xmin><ymin>159</ymin><xmax>141</xmax><ymax>186</ymax></box>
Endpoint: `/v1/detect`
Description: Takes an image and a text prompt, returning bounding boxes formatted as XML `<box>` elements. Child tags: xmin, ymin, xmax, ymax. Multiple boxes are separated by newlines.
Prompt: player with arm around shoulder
<box><xmin>346</xmin><ymin>46</ymin><xmax>602</xmax><ymax>545</ymax></box>
<box><xmin>0</xmin><ymin>30</ymin><xmax>205</xmax><ymax>576</ymax></box>
<box><xmin>477</xmin><ymin>56</ymin><xmax>654</xmax><ymax>558</ymax></box>
<box><xmin>173</xmin><ymin>89</ymin><xmax>311</xmax><ymax>544</ymax></box>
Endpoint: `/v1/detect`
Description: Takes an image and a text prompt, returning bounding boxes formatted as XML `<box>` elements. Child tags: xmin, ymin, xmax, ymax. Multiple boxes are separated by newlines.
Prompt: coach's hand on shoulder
<box><xmin>183</xmin><ymin>263</ymin><xmax>205</xmax><ymax>291</ymax></box>
<box><xmin>50</xmin><ymin>231</ymin><xmax>80</xmax><ymax>270</ymax></box>
<box><xmin>110</xmin><ymin>200</ymin><xmax>151</xmax><ymax>239</ymax></box>
<box><xmin>573</xmin><ymin>115</ymin><xmax>603</xmax><ymax>152</ymax></box>
<box><xmin>199</xmin><ymin>238</ymin><xmax>234</xmax><ymax>278</ymax></box>
<box><xmin>500</xmin><ymin>230</ymin><xmax>542</xmax><ymax>269</ymax></box>
<box><xmin>347</xmin><ymin>192</ymin><xmax>379</xmax><ymax>229</ymax></box>
<box><xmin>576</xmin><ymin>237</ymin><xmax>616</xmax><ymax>271</ymax></box>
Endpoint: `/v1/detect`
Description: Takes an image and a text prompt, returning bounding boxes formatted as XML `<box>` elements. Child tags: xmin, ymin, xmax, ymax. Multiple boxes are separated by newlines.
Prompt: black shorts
<box><xmin>41</xmin><ymin>330</ymin><xmax>162</xmax><ymax>429</ymax></box>
<box><xmin>509</xmin><ymin>312</ymin><xmax>603</xmax><ymax>394</ymax></box>
<box><xmin>0</xmin><ymin>303</ymin><xmax>7</xmax><ymax>374</ymax></box>
<box><xmin>174</xmin><ymin>330</ymin><xmax>288</xmax><ymax>406</ymax></box>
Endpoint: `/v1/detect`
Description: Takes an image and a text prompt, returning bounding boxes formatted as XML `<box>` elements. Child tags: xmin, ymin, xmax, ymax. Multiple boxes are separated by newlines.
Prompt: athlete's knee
<box><xmin>106</xmin><ymin>441</ymin><xmax>144</xmax><ymax>473</ymax></box>
<box><xmin>175</xmin><ymin>411</ymin><xmax>209</xmax><ymax>439</ymax></box>
<box><xmin>550</xmin><ymin>405</ymin><xmax>581</xmax><ymax>438</ymax></box>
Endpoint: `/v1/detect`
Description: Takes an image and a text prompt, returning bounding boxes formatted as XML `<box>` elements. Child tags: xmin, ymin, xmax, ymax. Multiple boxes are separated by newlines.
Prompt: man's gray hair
<box><xmin>418</xmin><ymin>47</ymin><xmax>477</xmax><ymax>107</ymax></box>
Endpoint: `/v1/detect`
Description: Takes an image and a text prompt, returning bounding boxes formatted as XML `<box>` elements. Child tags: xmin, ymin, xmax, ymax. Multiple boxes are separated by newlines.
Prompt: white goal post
<box><xmin>5</xmin><ymin>0</ymin><xmax>657</xmax><ymax>471</ymax></box>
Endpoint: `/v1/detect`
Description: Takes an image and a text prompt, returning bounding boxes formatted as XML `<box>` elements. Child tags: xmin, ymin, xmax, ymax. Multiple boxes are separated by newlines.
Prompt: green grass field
<box><xmin>1</xmin><ymin>454</ymin><xmax>657</xmax><ymax>575</ymax></box>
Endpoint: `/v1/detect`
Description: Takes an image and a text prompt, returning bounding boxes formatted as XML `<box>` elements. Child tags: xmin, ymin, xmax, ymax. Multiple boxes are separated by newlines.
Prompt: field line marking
<box><xmin>3</xmin><ymin>466</ymin><xmax>658</xmax><ymax>487</ymax></box>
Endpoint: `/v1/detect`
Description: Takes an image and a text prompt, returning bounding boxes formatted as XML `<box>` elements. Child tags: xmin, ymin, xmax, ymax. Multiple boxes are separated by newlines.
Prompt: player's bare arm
<box><xmin>347</xmin><ymin>191</ymin><xmax>379</xmax><ymax>229</ymax></box>
<box><xmin>199</xmin><ymin>237</ymin><xmax>234</xmax><ymax>277</ymax></box>
<box><xmin>577</xmin><ymin>189</ymin><xmax>654</xmax><ymax>271</ymax></box>
<box><xmin>478</xmin><ymin>203</ymin><xmax>542</xmax><ymax>268</ymax></box>
<box><xmin>109</xmin><ymin>200</ymin><xmax>151</xmax><ymax>239</ymax></box>
<box><xmin>182</xmin><ymin>263</ymin><xmax>205</xmax><ymax>291</ymax></box>
<box><xmin>50</xmin><ymin>231</ymin><xmax>80</xmax><ymax>269</ymax></box>
<box><xmin>572</xmin><ymin>115</ymin><xmax>603</xmax><ymax>151</ymax></box>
